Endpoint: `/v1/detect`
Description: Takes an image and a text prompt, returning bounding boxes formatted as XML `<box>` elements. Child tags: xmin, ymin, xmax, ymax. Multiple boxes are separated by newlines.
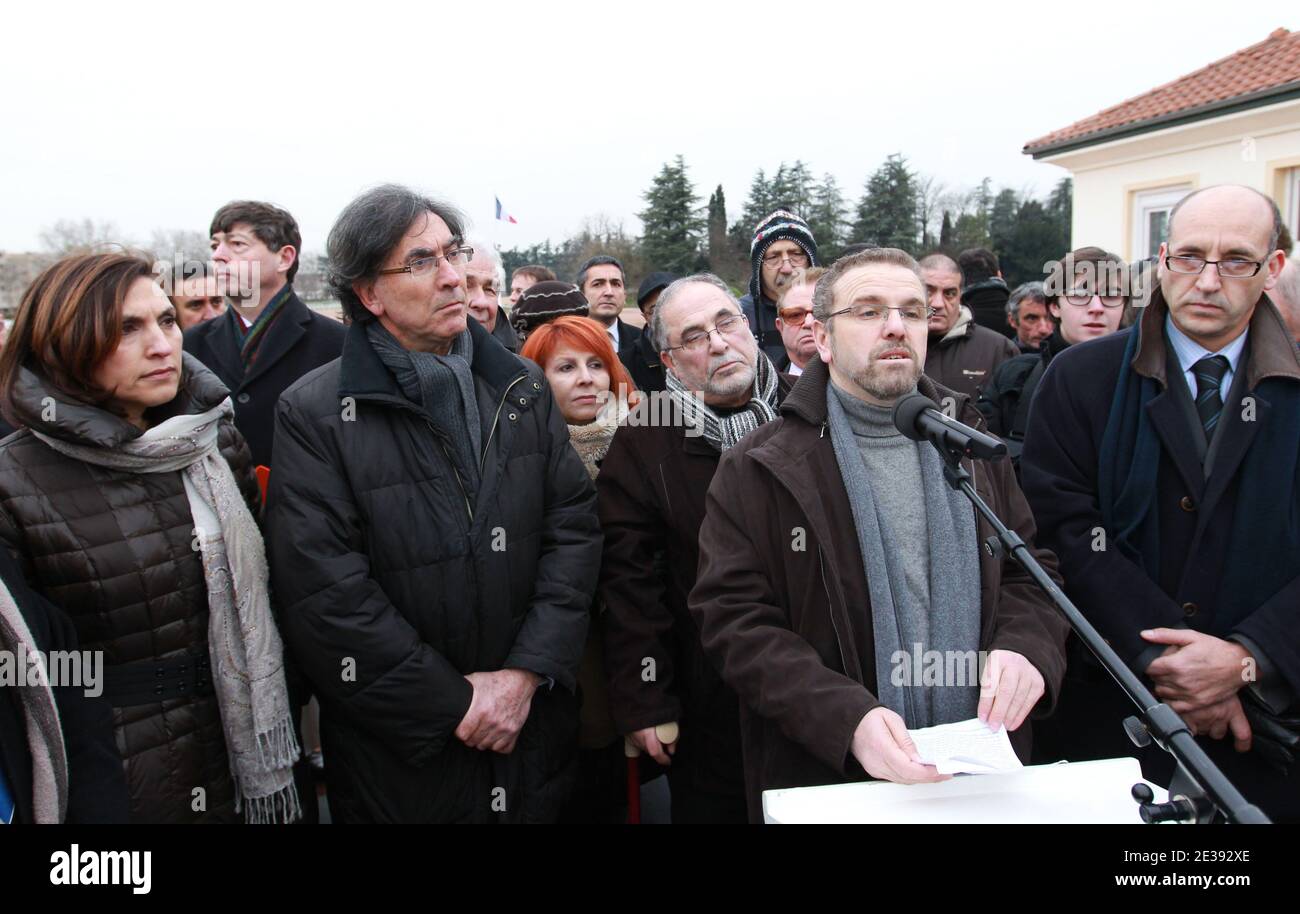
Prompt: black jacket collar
<box><xmin>337</xmin><ymin>315</ymin><xmax>528</xmax><ymax>404</ymax></box>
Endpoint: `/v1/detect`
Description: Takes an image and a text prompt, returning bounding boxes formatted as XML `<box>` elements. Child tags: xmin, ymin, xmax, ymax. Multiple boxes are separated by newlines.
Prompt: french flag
<box><xmin>495</xmin><ymin>196</ymin><xmax>518</xmax><ymax>224</ymax></box>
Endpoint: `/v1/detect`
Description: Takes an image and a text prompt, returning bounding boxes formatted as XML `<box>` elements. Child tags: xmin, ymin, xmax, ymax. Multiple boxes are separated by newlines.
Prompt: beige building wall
<box><xmin>1038</xmin><ymin>97</ymin><xmax>1300</xmax><ymax>259</ymax></box>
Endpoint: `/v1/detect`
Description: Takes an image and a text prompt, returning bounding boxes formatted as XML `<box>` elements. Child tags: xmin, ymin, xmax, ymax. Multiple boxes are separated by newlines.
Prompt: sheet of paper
<box><xmin>908</xmin><ymin>718</ymin><xmax>1024</xmax><ymax>775</ymax></box>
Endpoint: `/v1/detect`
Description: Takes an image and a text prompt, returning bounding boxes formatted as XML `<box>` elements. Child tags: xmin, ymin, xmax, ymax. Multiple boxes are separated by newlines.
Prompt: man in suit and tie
<box><xmin>1022</xmin><ymin>184</ymin><xmax>1300</xmax><ymax>821</ymax></box>
<box><xmin>576</xmin><ymin>255</ymin><xmax>642</xmax><ymax>381</ymax></box>
<box><xmin>185</xmin><ymin>200</ymin><xmax>346</xmax><ymax>469</ymax></box>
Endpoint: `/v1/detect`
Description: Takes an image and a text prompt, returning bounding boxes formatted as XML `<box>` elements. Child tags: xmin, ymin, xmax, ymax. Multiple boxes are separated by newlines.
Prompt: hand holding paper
<box><xmin>908</xmin><ymin>718</ymin><xmax>1025</xmax><ymax>775</ymax></box>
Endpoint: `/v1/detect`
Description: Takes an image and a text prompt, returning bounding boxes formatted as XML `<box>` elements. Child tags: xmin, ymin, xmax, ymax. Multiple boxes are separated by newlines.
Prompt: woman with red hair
<box><xmin>520</xmin><ymin>315</ymin><xmax>637</xmax><ymax>821</ymax></box>
<box><xmin>521</xmin><ymin>315</ymin><xmax>638</xmax><ymax>476</ymax></box>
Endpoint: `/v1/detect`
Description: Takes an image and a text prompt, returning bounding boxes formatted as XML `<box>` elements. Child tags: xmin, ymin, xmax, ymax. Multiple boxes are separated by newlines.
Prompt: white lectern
<box><xmin>762</xmin><ymin>758</ymin><xmax>1168</xmax><ymax>824</ymax></box>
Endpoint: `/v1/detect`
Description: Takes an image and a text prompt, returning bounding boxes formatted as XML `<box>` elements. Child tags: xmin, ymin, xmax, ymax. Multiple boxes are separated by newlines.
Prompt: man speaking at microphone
<box><xmin>688</xmin><ymin>247</ymin><xmax>1069</xmax><ymax>820</ymax></box>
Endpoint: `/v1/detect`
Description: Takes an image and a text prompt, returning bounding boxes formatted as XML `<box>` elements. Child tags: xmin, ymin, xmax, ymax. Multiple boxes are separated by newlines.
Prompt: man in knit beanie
<box><xmin>739</xmin><ymin>210</ymin><xmax>820</xmax><ymax>365</ymax></box>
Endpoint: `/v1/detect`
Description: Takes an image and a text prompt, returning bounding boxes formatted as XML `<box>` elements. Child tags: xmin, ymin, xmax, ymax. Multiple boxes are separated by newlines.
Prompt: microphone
<box><xmin>891</xmin><ymin>392</ymin><xmax>1007</xmax><ymax>461</ymax></box>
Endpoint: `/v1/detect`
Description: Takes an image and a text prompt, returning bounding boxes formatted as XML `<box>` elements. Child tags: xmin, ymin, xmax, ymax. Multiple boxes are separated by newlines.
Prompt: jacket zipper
<box><xmin>427</xmin><ymin>421</ymin><xmax>474</xmax><ymax>524</ymax></box>
<box><xmin>479</xmin><ymin>373</ymin><xmax>529</xmax><ymax>477</ymax></box>
<box><xmin>818</xmin><ymin>546</ymin><xmax>852</xmax><ymax>677</ymax></box>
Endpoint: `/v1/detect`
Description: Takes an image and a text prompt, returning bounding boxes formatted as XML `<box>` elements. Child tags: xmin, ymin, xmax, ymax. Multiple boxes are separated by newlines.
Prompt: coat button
<box><xmin>1182</xmin><ymin>602</ymin><xmax>1198</xmax><ymax>618</ymax></box>
<box><xmin>518</xmin><ymin>397</ymin><xmax>527</xmax><ymax>406</ymax></box>
<box><xmin>508</xmin><ymin>413</ymin><xmax>517</xmax><ymax>421</ymax></box>
<box><xmin>532</xmin><ymin>381</ymin><xmax>541</xmax><ymax>390</ymax></box>
<box><xmin>1179</xmin><ymin>495</ymin><xmax>1194</xmax><ymax>512</ymax></box>
<box><xmin>237</xmin><ymin>393</ymin><xmax>251</xmax><ymax>404</ymax></box>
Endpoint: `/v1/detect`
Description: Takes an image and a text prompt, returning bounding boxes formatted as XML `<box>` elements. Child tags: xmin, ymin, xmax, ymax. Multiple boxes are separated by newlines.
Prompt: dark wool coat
<box><xmin>184</xmin><ymin>287</ymin><xmax>345</xmax><ymax>468</ymax></box>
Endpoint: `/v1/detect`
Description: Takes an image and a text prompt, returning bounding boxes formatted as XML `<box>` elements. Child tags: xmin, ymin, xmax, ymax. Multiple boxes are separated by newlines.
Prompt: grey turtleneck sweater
<box><xmin>828</xmin><ymin>383</ymin><xmax>932</xmax><ymax>642</ymax></box>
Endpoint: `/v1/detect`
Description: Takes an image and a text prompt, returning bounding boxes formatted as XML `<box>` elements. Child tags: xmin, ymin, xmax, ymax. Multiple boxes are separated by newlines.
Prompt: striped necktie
<box><xmin>1192</xmin><ymin>354</ymin><xmax>1230</xmax><ymax>441</ymax></box>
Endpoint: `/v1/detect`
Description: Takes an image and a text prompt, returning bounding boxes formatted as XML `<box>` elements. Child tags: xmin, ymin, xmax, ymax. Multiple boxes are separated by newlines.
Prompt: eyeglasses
<box><xmin>826</xmin><ymin>304</ymin><xmax>935</xmax><ymax>323</ymax></box>
<box><xmin>778</xmin><ymin>306</ymin><xmax>813</xmax><ymax>324</ymax></box>
<box><xmin>1164</xmin><ymin>254</ymin><xmax>1263</xmax><ymax>279</ymax></box>
<box><xmin>1062</xmin><ymin>290</ymin><xmax>1126</xmax><ymax>308</ymax></box>
<box><xmin>666</xmin><ymin>313</ymin><xmax>750</xmax><ymax>353</ymax></box>
<box><xmin>762</xmin><ymin>250</ymin><xmax>809</xmax><ymax>269</ymax></box>
<box><xmin>377</xmin><ymin>246</ymin><xmax>475</xmax><ymax>277</ymax></box>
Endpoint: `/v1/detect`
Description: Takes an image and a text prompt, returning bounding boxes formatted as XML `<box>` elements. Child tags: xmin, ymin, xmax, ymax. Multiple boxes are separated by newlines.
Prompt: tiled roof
<box><xmin>1025</xmin><ymin>28</ymin><xmax>1300</xmax><ymax>155</ymax></box>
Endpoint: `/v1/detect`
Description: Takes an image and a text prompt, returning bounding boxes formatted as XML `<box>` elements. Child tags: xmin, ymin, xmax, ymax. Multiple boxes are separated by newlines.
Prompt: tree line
<box><xmin>501</xmin><ymin>155</ymin><xmax>1073</xmax><ymax>292</ymax></box>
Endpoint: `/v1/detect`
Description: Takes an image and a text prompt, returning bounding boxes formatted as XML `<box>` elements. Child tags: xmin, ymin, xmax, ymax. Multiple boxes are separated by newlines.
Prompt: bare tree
<box><xmin>38</xmin><ymin>218</ymin><xmax>132</xmax><ymax>255</ymax></box>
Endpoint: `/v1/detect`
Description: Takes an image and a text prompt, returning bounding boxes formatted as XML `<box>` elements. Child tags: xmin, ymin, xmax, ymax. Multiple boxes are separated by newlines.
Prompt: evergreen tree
<box><xmin>988</xmin><ymin>188</ymin><xmax>1020</xmax><ymax>259</ymax></box>
<box><xmin>939</xmin><ymin>210</ymin><xmax>954</xmax><ymax>250</ymax></box>
<box><xmin>639</xmin><ymin>155</ymin><xmax>705</xmax><ymax>275</ymax></box>
<box><xmin>807</xmin><ymin>173</ymin><xmax>848</xmax><ymax>261</ymax></box>
<box><xmin>852</xmin><ymin>153</ymin><xmax>920</xmax><ymax>253</ymax></box>
<box><xmin>1046</xmin><ymin>177</ymin><xmax>1073</xmax><ymax>256</ymax></box>
<box><xmin>770</xmin><ymin>160</ymin><xmax>815</xmax><ymax>216</ymax></box>
<box><xmin>1000</xmin><ymin>198</ymin><xmax>1058</xmax><ymax>287</ymax></box>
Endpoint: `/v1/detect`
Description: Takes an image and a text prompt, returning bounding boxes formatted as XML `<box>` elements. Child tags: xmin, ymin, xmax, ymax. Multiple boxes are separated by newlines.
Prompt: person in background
<box><xmin>166</xmin><ymin>260</ymin><xmax>226</xmax><ymax>331</ymax></box>
<box><xmin>738</xmin><ymin>210</ymin><xmax>820</xmax><ymax>365</ymax></box>
<box><xmin>978</xmin><ymin>250</ymin><xmax>1127</xmax><ymax>461</ymax></box>
<box><xmin>577</xmin><ymin>255</ymin><xmax>642</xmax><ymax>377</ymax></box>
<box><xmin>1270</xmin><ymin>258</ymin><xmax>1300</xmax><ymax>349</ymax></box>
<box><xmin>920</xmin><ymin>252</ymin><xmax>1018</xmax><ymax>400</ymax></box>
<box><xmin>774</xmin><ymin>267</ymin><xmax>825</xmax><ymax>376</ymax></box>
<box><xmin>464</xmin><ymin>238</ymin><xmax>519</xmax><ymax>353</ymax></box>
<box><xmin>1006</xmin><ymin>281</ymin><xmax>1054</xmax><ymax>353</ymax></box>
<box><xmin>958</xmin><ymin>247</ymin><xmax>1012</xmax><ymax>337</ymax></box>
<box><xmin>628</xmin><ymin>271</ymin><xmax>677</xmax><ymax>393</ymax></box>
<box><xmin>510</xmin><ymin>280</ymin><xmax>590</xmax><ymax>345</ymax></box>
<box><xmin>521</xmin><ymin>315</ymin><xmax>638</xmax><ymax>821</ymax></box>
<box><xmin>0</xmin><ymin>251</ymin><xmax>299</xmax><ymax>823</ymax></box>
<box><xmin>509</xmin><ymin>264</ymin><xmax>555</xmax><ymax>306</ymax></box>
<box><xmin>184</xmin><ymin>200</ymin><xmax>345</xmax><ymax>469</ymax></box>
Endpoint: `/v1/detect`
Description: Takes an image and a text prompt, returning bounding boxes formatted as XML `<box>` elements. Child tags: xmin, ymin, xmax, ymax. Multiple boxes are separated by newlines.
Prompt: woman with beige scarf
<box><xmin>0</xmin><ymin>252</ymin><xmax>299</xmax><ymax>823</ymax></box>
<box><xmin>521</xmin><ymin>315</ymin><xmax>638</xmax><ymax>822</ymax></box>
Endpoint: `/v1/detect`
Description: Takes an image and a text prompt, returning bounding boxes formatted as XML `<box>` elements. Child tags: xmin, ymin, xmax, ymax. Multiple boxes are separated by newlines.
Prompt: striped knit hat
<box><xmin>748</xmin><ymin>210</ymin><xmax>820</xmax><ymax>307</ymax></box>
<box><xmin>511</xmin><ymin>281</ymin><xmax>591</xmax><ymax>341</ymax></box>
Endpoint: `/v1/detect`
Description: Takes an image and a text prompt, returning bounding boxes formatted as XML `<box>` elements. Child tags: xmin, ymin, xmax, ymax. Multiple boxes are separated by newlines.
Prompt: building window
<box><xmin>1287</xmin><ymin>168</ymin><xmax>1300</xmax><ymax>247</ymax></box>
<box><xmin>1131</xmin><ymin>184</ymin><xmax>1192</xmax><ymax>260</ymax></box>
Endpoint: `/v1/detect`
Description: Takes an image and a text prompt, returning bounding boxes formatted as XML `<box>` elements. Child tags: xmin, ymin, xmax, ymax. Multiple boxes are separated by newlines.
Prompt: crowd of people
<box><xmin>0</xmin><ymin>181</ymin><xmax>1296</xmax><ymax>825</ymax></box>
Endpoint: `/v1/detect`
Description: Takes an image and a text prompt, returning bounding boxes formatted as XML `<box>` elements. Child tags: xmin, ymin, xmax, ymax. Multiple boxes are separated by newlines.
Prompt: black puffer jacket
<box><xmin>0</xmin><ymin>354</ymin><xmax>260</xmax><ymax>823</ymax></box>
<box><xmin>265</xmin><ymin>317</ymin><xmax>601</xmax><ymax>823</ymax></box>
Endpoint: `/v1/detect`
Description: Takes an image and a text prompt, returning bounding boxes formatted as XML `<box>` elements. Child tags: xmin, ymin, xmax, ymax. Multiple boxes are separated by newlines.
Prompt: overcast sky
<box><xmin>1</xmin><ymin>2</ymin><xmax>1293</xmax><ymax>256</ymax></box>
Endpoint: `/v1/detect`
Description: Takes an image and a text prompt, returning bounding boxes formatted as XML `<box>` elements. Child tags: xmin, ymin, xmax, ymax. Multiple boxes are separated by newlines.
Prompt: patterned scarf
<box><xmin>664</xmin><ymin>351</ymin><xmax>780</xmax><ymax>452</ymax></box>
<box><xmin>239</xmin><ymin>284</ymin><xmax>292</xmax><ymax>366</ymax></box>
<box><xmin>33</xmin><ymin>398</ymin><xmax>301</xmax><ymax>824</ymax></box>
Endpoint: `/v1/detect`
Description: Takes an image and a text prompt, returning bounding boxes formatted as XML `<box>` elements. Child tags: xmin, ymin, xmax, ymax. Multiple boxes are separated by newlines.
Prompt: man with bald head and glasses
<box><xmin>597</xmin><ymin>273</ymin><xmax>793</xmax><ymax>822</ymax></box>
<box><xmin>1022</xmin><ymin>184</ymin><xmax>1300</xmax><ymax>821</ymax></box>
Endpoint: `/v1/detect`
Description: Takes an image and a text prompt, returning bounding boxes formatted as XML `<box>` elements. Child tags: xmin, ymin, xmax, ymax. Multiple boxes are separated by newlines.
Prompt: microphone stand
<box><xmin>929</xmin><ymin>439</ymin><xmax>1270</xmax><ymax>824</ymax></box>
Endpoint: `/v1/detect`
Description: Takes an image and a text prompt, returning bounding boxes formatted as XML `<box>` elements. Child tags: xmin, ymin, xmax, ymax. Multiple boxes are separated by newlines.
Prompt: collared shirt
<box><xmin>788</xmin><ymin>362</ymin><xmax>804</xmax><ymax>377</ymax></box>
<box><xmin>233</xmin><ymin>309</ymin><xmax>253</xmax><ymax>331</ymax></box>
<box><xmin>606</xmin><ymin>319</ymin><xmax>620</xmax><ymax>352</ymax></box>
<box><xmin>1164</xmin><ymin>314</ymin><xmax>1248</xmax><ymax>401</ymax></box>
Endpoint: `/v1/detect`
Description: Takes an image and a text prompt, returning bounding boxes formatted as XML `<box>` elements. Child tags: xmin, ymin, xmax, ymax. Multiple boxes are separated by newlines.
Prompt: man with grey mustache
<box><xmin>598</xmin><ymin>274</ymin><xmax>793</xmax><ymax>822</ymax></box>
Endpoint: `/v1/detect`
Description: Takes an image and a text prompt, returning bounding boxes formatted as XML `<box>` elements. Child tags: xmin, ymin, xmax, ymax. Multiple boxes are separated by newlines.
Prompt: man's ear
<box><xmin>1262</xmin><ymin>249</ymin><xmax>1286</xmax><ymax>291</ymax></box>
<box><xmin>1048</xmin><ymin>302</ymin><xmax>1060</xmax><ymax>321</ymax></box>
<box><xmin>812</xmin><ymin>320</ymin><xmax>833</xmax><ymax>365</ymax></box>
<box><xmin>659</xmin><ymin>348</ymin><xmax>675</xmax><ymax>373</ymax></box>
<box><xmin>354</xmin><ymin>278</ymin><xmax>384</xmax><ymax>319</ymax></box>
<box><xmin>277</xmin><ymin>244</ymin><xmax>297</xmax><ymax>278</ymax></box>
